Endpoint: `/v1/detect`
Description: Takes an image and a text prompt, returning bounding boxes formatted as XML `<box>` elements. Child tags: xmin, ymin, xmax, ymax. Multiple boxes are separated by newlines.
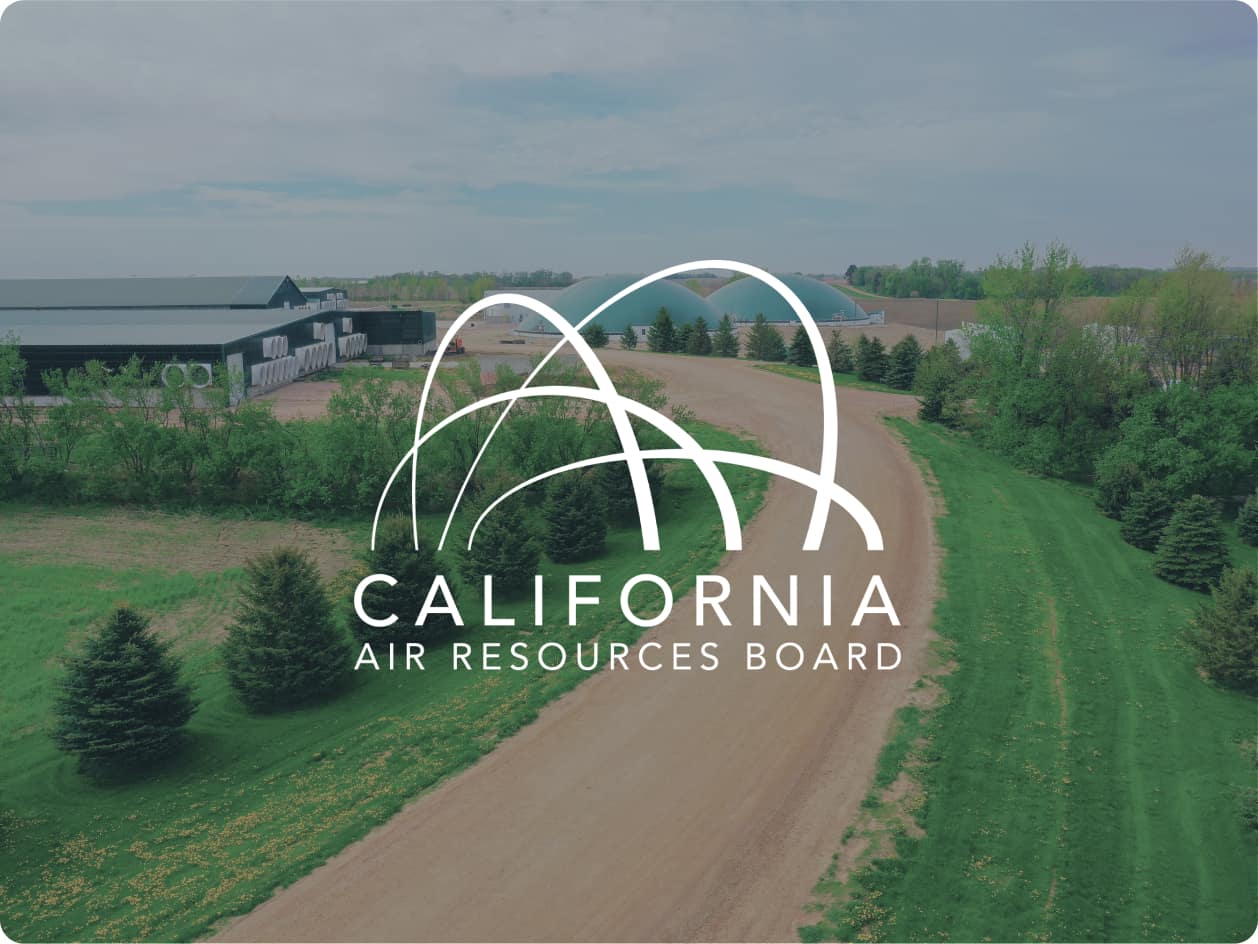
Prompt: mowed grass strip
<box><xmin>804</xmin><ymin>420</ymin><xmax>1257</xmax><ymax>943</ymax></box>
<box><xmin>756</xmin><ymin>363</ymin><xmax>912</xmax><ymax>396</ymax></box>
<box><xmin>0</xmin><ymin>422</ymin><xmax>768</xmax><ymax>944</ymax></box>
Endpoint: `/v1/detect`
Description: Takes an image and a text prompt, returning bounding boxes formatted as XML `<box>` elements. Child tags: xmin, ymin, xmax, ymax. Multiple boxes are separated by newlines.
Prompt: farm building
<box><xmin>0</xmin><ymin>275</ymin><xmax>309</xmax><ymax>311</ymax></box>
<box><xmin>516</xmin><ymin>275</ymin><xmax>719</xmax><ymax>337</ymax></box>
<box><xmin>707</xmin><ymin>274</ymin><xmax>873</xmax><ymax>324</ymax></box>
<box><xmin>480</xmin><ymin>288</ymin><xmax>567</xmax><ymax>323</ymax></box>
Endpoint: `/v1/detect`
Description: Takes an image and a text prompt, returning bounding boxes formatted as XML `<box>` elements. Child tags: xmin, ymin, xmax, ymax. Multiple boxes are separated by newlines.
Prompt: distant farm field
<box><xmin>804</xmin><ymin>420</ymin><xmax>1258</xmax><ymax>942</ymax></box>
<box><xmin>0</xmin><ymin>422</ymin><xmax>768</xmax><ymax>943</ymax></box>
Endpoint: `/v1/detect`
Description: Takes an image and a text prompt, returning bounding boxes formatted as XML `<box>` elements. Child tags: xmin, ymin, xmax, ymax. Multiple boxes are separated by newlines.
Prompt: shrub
<box><xmin>580</xmin><ymin>323</ymin><xmax>608</xmax><ymax>349</ymax></box>
<box><xmin>712</xmin><ymin>315</ymin><xmax>740</xmax><ymax>357</ymax></box>
<box><xmin>52</xmin><ymin>606</ymin><xmax>195</xmax><ymax>772</ymax></box>
<box><xmin>352</xmin><ymin>516</ymin><xmax>456</xmax><ymax>643</ymax></box>
<box><xmin>1119</xmin><ymin>482</ymin><xmax>1174</xmax><ymax>551</ymax></box>
<box><xmin>223</xmin><ymin>547</ymin><xmax>350</xmax><ymax>712</ymax></box>
<box><xmin>827</xmin><ymin>331</ymin><xmax>854</xmax><ymax>373</ymax></box>
<box><xmin>1239</xmin><ymin>492</ymin><xmax>1258</xmax><ymax>547</ymax></box>
<box><xmin>460</xmin><ymin>498</ymin><xmax>539</xmax><ymax>597</ymax></box>
<box><xmin>1184</xmin><ymin>567</ymin><xmax>1258</xmax><ymax>693</ymax></box>
<box><xmin>545</xmin><ymin>473</ymin><xmax>607</xmax><ymax>562</ymax></box>
<box><xmin>913</xmin><ymin>340</ymin><xmax>964</xmax><ymax>425</ymax></box>
<box><xmin>686</xmin><ymin>316</ymin><xmax>713</xmax><ymax>356</ymax></box>
<box><xmin>1153</xmin><ymin>495</ymin><xmax>1230</xmax><ymax>591</ymax></box>
<box><xmin>787</xmin><ymin>325</ymin><xmax>816</xmax><ymax>367</ymax></box>
<box><xmin>886</xmin><ymin>335</ymin><xmax>924</xmax><ymax>390</ymax></box>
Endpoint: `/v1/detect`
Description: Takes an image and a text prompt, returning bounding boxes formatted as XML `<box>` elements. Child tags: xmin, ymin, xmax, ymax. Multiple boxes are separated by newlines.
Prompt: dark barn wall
<box><xmin>18</xmin><ymin>344</ymin><xmax>225</xmax><ymax>394</ymax></box>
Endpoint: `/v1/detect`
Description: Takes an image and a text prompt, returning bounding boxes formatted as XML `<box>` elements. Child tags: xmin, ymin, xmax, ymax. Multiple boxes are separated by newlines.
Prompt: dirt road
<box><xmin>216</xmin><ymin>350</ymin><xmax>936</xmax><ymax>943</ymax></box>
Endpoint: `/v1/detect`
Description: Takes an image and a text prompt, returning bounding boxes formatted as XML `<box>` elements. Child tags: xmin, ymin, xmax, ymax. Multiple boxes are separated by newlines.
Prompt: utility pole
<box><xmin>935</xmin><ymin>298</ymin><xmax>940</xmax><ymax>344</ymax></box>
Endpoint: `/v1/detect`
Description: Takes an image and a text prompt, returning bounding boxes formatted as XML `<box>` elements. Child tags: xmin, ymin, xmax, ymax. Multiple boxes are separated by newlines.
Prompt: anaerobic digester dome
<box><xmin>706</xmin><ymin>273</ymin><xmax>867</xmax><ymax>323</ymax></box>
<box><xmin>517</xmin><ymin>275</ymin><xmax>718</xmax><ymax>335</ymax></box>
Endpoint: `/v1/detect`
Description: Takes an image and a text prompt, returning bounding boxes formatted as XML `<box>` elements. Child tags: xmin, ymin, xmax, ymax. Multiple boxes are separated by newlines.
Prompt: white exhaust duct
<box><xmin>161</xmin><ymin>363</ymin><xmax>188</xmax><ymax>387</ymax></box>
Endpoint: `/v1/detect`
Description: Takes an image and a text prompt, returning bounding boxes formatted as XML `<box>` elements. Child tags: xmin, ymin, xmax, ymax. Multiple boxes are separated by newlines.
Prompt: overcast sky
<box><xmin>0</xmin><ymin>1</ymin><xmax>1253</xmax><ymax>278</ymax></box>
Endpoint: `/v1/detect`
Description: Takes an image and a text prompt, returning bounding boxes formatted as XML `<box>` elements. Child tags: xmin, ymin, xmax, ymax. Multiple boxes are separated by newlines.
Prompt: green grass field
<box><xmin>0</xmin><ymin>422</ymin><xmax>768</xmax><ymax>943</ymax></box>
<box><xmin>757</xmin><ymin>363</ymin><xmax>912</xmax><ymax>396</ymax></box>
<box><xmin>804</xmin><ymin>420</ymin><xmax>1257</xmax><ymax>942</ymax></box>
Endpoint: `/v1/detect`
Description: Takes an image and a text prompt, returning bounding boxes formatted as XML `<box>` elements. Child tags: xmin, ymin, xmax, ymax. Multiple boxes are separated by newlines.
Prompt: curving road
<box><xmin>216</xmin><ymin>350</ymin><xmax>936</xmax><ymax>943</ymax></box>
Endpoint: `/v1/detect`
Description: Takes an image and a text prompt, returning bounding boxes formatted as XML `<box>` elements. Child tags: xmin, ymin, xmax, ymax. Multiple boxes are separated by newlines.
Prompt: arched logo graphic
<box><xmin>373</xmin><ymin>261</ymin><xmax>884</xmax><ymax>555</ymax></box>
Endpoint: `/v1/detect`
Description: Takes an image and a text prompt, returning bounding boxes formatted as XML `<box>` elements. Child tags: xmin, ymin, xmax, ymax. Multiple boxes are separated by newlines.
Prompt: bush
<box><xmin>1239</xmin><ymin>492</ymin><xmax>1258</xmax><ymax>546</ymax></box>
<box><xmin>52</xmin><ymin>606</ymin><xmax>195</xmax><ymax>772</ymax></box>
<box><xmin>620</xmin><ymin>326</ymin><xmax>638</xmax><ymax>350</ymax></box>
<box><xmin>787</xmin><ymin>325</ymin><xmax>816</xmax><ymax>367</ymax></box>
<box><xmin>1184</xmin><ymin>567</ymin><xmax>1258</xmax><ymax>693</ymax></box>
<box><xmin>712</xmin><ymin>315</ymin><xmax>740</xmax><ymax>357</ymax></box>
<box><xmin>856</xmin><ymin>334</ymin><xmax>889</xmax><ymax>382</ymax></box>
<box><xmin>581</xmin><ymin>323</ymin><xmax>608</xmax><ymax>349</ymax></box>
<box><xmin>686</xmin><ymin>316</ymin><xmax>713</xmax><ymax>356</ymax></box>
<box><xmin>913</xmin><ymin>340</ymin><xmax>964</xmax><ymax>425</ymax></box>
<box><xmin>353</xmin><ymin>516</ymin><xmax>456</xmax><ymax>643</ymax></box>
<box><xmin>460</xmin><ymin>499</ymin><xmax>539</xmax><ymax>596</ymax></box>
<box><xmin>1119</xmin><ymin>482</ymin><xmax>1173</xmax><ymax>551</ymax></box>
<box><xmin>545</xmin><ymin>473</ymin><xmax>607</xmax><ymax>562</ymax></box>
<box><xmin>886</xmin><ymin>335</ymin><xmax>924</xmax><ymax>390</ymax></box>
<box><xmin>1153</xmin><ymin>495</ymin><xmax>1230</xmax><ymax>591</ymax></box>
<box><xmin>223</xmin><ymin>547</ymin><xmax>350</xmax><ymax>712</ymax></box>
<box><xmin>827</xmin><ymin>331</ymin><xmax>854</xmax><ymax>373</ymax></box>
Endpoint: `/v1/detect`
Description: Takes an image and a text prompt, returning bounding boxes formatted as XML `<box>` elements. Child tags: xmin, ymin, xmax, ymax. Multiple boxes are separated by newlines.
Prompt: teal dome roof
<box><xmin>707</xmin><ymin>274</ymin><xmax>867</xmax><ymax>323</ymax></box>
<box><xmin>518</xmin><ymin>275</ymin><xmax>717</xmax><ymax>334</ymax></box>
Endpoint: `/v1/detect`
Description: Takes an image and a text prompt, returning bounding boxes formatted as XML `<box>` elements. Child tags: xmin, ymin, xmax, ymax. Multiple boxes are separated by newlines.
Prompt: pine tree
<box><xmin>647</xmin><ymin>307</ymin><xmax>677</xmax><ymax>353</ymax></box>
<box><xmin>581</xmin><ymin>323</ymin><xmax>608</xmax><ymax>349</ymax></box>
<box><xmin>1119</xmin><ymin>482</ymin><xmax>1174</xmax><ymax>551</ymax></box>
<box><xmin>827</xmin><ymin>331</ymin><xmax>854</xmax><ymax>373</ymax></box>
<box><xmin>856</xmin><ymin>334</ymin><xmax>889</xmax><ymax>382</ymax></box>
<box><xmin>914</xmin><ymin>340</ymin><xmax>965</xmax><ymax>425</ymax></box>
<box><xmin>52</xmin><ymin>606</ymin><xmax>196</xmax><ymax>772</ymax></box>
<box><xmin>886</xmin><ymin>335</ymin><xmax>924</xmax><ymax>389</ymax></box>
<box><xmin>1184</xmin><ymin>566</ymin><xmax>1258</xmax><ymax>692</ymax></box>
<box><xmin>675</xmin><ymin>322</ymin><xmax>694</xmax><ymax>354</ymax></box>
<box><xmin>787</xmin><ymin>325</ymin><xmax>816</xmax><ymax>367</ymax></box>
<box><xmin>620</xmin><ymin>325</ymin><xmax>638</xmax><ymax>349</ymax></box>
<box><xmin>599</xmin><ymin>459</ymin><xmax>664</xmax><ymax>524</ymax></box>
<box><xmin>1238</xmin><ymin>492</ymin><xmax>1258</xmax><ymax>547</ymax></box>
<box><xmin>223</xmin><ymin>547</ymin><xmax>350</xmax><ymax>712</ymax></box>
<box><xmin>460</xmin><ymin>499</ymin><xmax>539</xmax><ymax>597</ymax></box>
<box><xmin>746</xmin><ymin>314</ymin><xmax>787</xmax><ymax>361</ymax></box>
<box><xmin>686</xmin><ymin>316</ymin><xmax>713</xmax><ymax>355</ymax></box>
<box><xmin>351</xmin><ymin>516</ymin><xmax>457</xmax><ymax>644</ymax></box>
<box><xmin>712</xmin><ymin>314</ymin><xmax>740</xmax><ymax>357</ymax></box>
<box><xmin>545</xmin><ymin>473</ymin><xmax>607</xmax><ymax>563</ymax></box>
<box><xmin>1154</xmin><ymin>495</ymin><xmax>1230</xmax><ymax>591</ymax></box>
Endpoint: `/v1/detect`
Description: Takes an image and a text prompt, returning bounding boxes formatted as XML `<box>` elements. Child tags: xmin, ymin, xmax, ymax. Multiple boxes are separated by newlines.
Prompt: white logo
<box><xmin>373</xmin><ymin>260</ymin><xmax>883</xmax><ymax>555</ymax></box>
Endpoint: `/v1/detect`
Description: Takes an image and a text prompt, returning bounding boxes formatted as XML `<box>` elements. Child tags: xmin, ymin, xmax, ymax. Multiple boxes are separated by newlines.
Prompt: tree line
<box><xmin>304</xmin><ymin>269</ymin><xmax>576</xmax><ymax>305</ymax></box>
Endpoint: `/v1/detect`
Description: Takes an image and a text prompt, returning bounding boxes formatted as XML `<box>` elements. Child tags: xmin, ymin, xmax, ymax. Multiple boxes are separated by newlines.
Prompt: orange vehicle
<box><xmin>446</xmin><ymin>337</ymin><xmax>465</xmax><ymax>355</ymax></box>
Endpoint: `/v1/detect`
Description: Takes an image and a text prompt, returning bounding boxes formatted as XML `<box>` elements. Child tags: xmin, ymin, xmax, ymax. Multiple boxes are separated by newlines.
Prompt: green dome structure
<box><xmin>707</xmin><ymin>274</ymin><xmax>867</xmax><ymax>323</ymax></box>
<box><xmin>517</xmin><ymin>275</ymin><xmax>718</xmax><ymax>335</ymax></box>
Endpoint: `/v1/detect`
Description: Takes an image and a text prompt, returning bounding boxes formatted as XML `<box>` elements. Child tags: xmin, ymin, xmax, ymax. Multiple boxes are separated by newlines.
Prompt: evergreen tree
<box><xmin>787</xmin><ymin>325</ymin><xmax>816</xmax><ymax>367</ymax></box>
<box><xmin>545</xmin><ymin>473</ymin><xmax>607</xmax><ymax>563</ymax></box>
<box><xmin>675</xmin><ymin>322</ymin><xmax>694</xmax><ymax>354</ymax></box>
<box><xmin>52</xmin><ymin>606</ymin><xmax>196</xmax><ymax>772</ymax></box>
<box><xmin>686</xmin><ymin>316</ymin><xmax>713</xmax><ymax>356</ymax></box>
<box><xmin>746</xmin><ymin>314</ymin><xmax>787</xmax><ymax>361</ymax></box>
<box><xmin>1154</xmin><ymin>495</ymin><xmax>1230</xmax><ymax>591</ymax></box>
<box><xmin>647</xmin><ymin>307</ymin><xmax>677</xmax><ymax>353</ymax></box>
<box><xmin>914</xmin><ymin>340</ymin><xmax>965</xmax><ymax>425</ymax></box>
<box><xmin>1239</xmin><ymin>492</ymin><xmax>1258</xmax><ymax>547</ymax></box>
<box><xmin>351</xmin><ymin>517</ymin><xmax>456</xmax><ymax>644</ymax></box>
<box><xmin>1184</xmin><ymin>566</ymin><xmax>1258</xmax><ymax>693</ymax></box>
<box><xmin>886</xmin><ymin>335</ymin><xmax>924</xmax><ymax>389</ymax></box>
<box><xmin>712</xmin><ymin>315</ymin><xmax>740</xmax><ymax>357</ymax></box>
<box><xmin>460</xmin><ymin>499</ymin><xmax>539</xmax><ymax>597</ymax></box>
<box><xmin>620</xmin><ymin>326</ymin><xmax>638</xmax><ymax>350</ymax></box>
<box><xmin>1119</xmin><ymin>482</ymin><xmax>1174</xmax><ymax>551</ymax></box>
<box><xmin>827</xmin><ymin>331</ymin><xmax>854</xmax><ymax>373</ymax></box>
<box><xmin>581</xmin><ymin>323</ymin><xmax>608</xmax><ymax>349</ymax></box>
<box><xmin>599</xmin><ymin>458</ymin><xmax>664</xmax><ymax>524</ymax></box>
<box><xmin>856</xmin><ymin>334</ymin><xmax>889</xmax><ymax>382</ymax></box>
<box><xmin>223</xmin><ymin>547</ymin><xmax>350</xmax><ymax>712</ymax></box>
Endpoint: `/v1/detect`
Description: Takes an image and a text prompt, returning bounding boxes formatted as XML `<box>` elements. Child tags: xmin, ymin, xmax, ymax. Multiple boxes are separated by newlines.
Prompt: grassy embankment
<box><xmin>0</xmin><ymin>422</ymin><xmax>768</xmax><ymax>943</ymax></box>
<box><xmin>757</xmin><ymin>362</ymin><xmax>911</xmax><ymax>396</ymax></box>
<box><xmin>803</xmin><ymin>419</ymin><xmax>1257</xmax><ymax>942</ymax></box>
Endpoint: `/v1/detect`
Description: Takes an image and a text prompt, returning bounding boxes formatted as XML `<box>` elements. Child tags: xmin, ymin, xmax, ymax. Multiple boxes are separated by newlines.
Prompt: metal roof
<box><xmin>0</xmin><ymin>308</ymin><xmax>317</xmax><ymax>347</ymax></box>
<box><xmin>0</xmin><ymin>276</ymin><xmax>302</xmax><ymax>310</ymax></box>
